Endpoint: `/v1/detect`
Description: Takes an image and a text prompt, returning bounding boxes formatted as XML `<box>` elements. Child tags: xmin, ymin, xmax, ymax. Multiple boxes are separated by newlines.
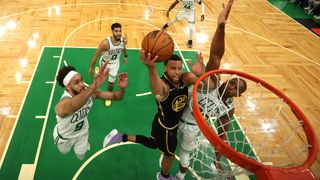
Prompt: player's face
<box><xmin>164</xmin><ymin>60</ymin><xmax>183</xmax><ymax>84</ymax></box>
<box><xmin>67</xmin><ymin>74</ymin><xmax>85</xmax><ymax>96</ymax></box>
<box><xmin>112</xmin><ymin>27</ymin><xmax>122</xmax><ymax>41</ymax></box>
<box><xmin>223</xmin><ymin>78</ymin><xmax>243</xmax><ymax>98</ymax></box>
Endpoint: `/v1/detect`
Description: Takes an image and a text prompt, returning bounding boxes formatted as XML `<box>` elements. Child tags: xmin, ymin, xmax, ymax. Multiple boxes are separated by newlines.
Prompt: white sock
<box><xmin>175</xmin><ymin>171</ymin><xmax>186</xmax><ymax>180</ymax></box>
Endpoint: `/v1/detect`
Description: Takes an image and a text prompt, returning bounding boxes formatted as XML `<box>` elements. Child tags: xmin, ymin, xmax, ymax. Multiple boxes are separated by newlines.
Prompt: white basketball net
<box><xmin>188</xmin><ymin>73</ymin><xmax>311</xmax><ymax>179</ymax></box>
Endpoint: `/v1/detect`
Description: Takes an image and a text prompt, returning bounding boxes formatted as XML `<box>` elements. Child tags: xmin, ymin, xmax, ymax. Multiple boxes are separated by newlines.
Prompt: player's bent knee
<box><xmin>57</xmin><ymin>144</ymin><xmax>72</xmax><ymax>154</ymax></box>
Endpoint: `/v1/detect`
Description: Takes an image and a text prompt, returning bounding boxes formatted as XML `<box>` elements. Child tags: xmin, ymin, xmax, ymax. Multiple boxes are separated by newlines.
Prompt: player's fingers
<box><xmin>147</xmin><ymin>53</ymin><xmax>152</xmax><ymax>61</ymax></box>
<box><xmin>103</xmin><ymin>67</ymin><xmax>110</xmax><ymax>76</ymax></box>
<box><xmin>119</xmin><ymin>72</ymin><xmax>128</xmax><ymax>79</ymax></box>
<box><xmin>200</xmin><ymin>52</ymin><xmax>203</xmax><ymax>60</ymax></box>
<box><xmin>196</xmin><ymin>52</ymin><xmax>202</xmax><ymax>61</ymax></box>
<box><xmin>100</xmin><ymin>62</ymin><xmax>107</xmax><ymax>72</ymax></box>
<box><xmin>140</xmin><ymin>50</ymin><xmax>147</xmax><ymax>62</ymax></box>
<box><xmin>151</xmin><ymin>55</ymin><xmax>158</xmax><ymax>62</ymax></box>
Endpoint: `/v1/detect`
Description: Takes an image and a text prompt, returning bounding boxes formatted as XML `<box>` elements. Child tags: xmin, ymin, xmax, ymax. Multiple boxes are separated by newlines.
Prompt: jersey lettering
<box><xmin>70</xmin><ymin>106</ymin><xmax>91</xmax><ymax>123</ymax></box>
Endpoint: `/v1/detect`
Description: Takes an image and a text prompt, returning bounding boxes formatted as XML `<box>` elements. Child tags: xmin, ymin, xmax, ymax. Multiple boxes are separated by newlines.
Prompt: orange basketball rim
<box><xmin>192</xmin><ymin>69</ymin><xmax>318</xmax><ymax>180</ymax></box>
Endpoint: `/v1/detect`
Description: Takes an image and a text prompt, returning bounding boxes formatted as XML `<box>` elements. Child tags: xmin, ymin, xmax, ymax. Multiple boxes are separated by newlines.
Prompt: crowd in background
<box><xmin>291</xmin><ymin>0</ymin><xmax>320</xmax><ymax>20</ymax></box>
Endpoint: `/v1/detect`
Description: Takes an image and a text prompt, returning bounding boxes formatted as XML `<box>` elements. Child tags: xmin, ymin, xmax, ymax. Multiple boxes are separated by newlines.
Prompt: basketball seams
<box><xmin>141</xmin><ymin>30</ymin><xmax>174</xmax><ymax>62</ymax></box>
<box><xmin>150</xmin><ymin>30</ymin><xmax>164</xmax><ymax>53</ymax></box>
<box><xmin>154</xmin><ymin>41</ymin><xmax>174</xmax><ymax>58</ymax></box>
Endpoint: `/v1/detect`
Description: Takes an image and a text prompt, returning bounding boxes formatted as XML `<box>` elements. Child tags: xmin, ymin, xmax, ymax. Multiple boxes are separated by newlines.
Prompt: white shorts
<box><xmin>178</xmin><ymin>121</ymin><xmax>200</xmax><ymax>152</ymax></box>
<box><xmin>99</xmin><ymin>58</ymin><xmax>120</xmax><ymax>83</ymax></box>
<box><xmin>176</xmin><ymin>10</ymin><xmax>195</xmax><ymax>23</ymax></box>
<box><xmin>53</xmin><ymin>126</ymin><xmax>90</xmax><ymax>156</ymax></box>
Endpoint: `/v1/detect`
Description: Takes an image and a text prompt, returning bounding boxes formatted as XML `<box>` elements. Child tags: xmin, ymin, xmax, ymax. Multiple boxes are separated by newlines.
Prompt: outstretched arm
<box><xmin>205</xmin><ymin>0</ymin><xmax>234</xmax><ymax>72</ymax></box>
<box><xmin>56</xmin><ymin>63</ymin><xmax>110</xmax><ymax>118</ymax></box>
<box><xmin>95</xmin><ymin>72</ymin><xmax>128</xmax><ymax>100</ymax></box>
<box><xmin>140</xmin><ymin>50</ymin><xmax>168</xmax><ymax>99</ymax></box>
<box><xmin>198</xmin><ymin>0</ymin><xmax>205</xmax><ymax>21</ymax></box>
<box><xmin>184</xmin><ymin>52</ymin><xmax>214</xmax><ymax>88</ymax></box>
<box><xmin>166</xmin><ymin>0</ymin><xmax>180</xmax><ymax>17</ymax></box>
<box><xmin>89</xmin><ymin>40</ymin><xmax>109</xmax><ymax>76</ymax></box>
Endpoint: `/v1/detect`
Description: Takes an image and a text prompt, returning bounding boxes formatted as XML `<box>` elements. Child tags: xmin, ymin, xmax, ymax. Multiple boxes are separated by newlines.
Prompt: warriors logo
<box><xmin>172</xmin><ymin>95</ymin><xmax>187</xmax><ymax>112</ymax></box>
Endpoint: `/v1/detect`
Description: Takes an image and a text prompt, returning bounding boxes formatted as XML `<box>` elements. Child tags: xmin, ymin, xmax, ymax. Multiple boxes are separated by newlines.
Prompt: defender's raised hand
<box><xmin>140</xmin><ymin>50</ymin><xmax>158</xmax><ymax>68</ymax></box>
<box><xmin>189</xmin><ymin>52</ymin><xmax>205</xmax><ymax>77</ymax></box>
<box><xmin>117</xmin><ymin>72</ymin><xmax>128</xmax><ymax>89</ymax></box>
<box><xmin>218</xmin><ymin>0</ymin><xmax>234</xmax><ymax>27</ymax></box>
<box><xmin>92</xmin><ymin>62</ymin><xmax>110</xmax><ymax>89</ymax></box>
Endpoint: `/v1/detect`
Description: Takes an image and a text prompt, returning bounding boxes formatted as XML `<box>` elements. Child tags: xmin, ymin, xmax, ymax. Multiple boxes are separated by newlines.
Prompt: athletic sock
<box><xmin>122</xmin><ymin>134</ymin><xmax>128</xmax><ymax>142</ymax></box>
<box><xmin>161</xmin><ymin>171</ymin><xmax>169</xmax><ymax>178</ymax></box>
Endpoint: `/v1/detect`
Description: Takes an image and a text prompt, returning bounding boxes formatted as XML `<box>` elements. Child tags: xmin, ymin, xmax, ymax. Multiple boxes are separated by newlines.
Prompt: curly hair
<box><xmin>56</xmin><ymin>66</ymin><xmax>76</xmax><ymax>87</ymax></box>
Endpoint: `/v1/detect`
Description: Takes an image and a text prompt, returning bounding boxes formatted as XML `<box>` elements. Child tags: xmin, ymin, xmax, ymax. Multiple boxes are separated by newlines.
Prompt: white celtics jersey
<box><xmin>181</xmin><ymin>85</ymin><xmax>234</xmax><ymax>124</ymax></box>
<box><xmin>55</xmin><ymin>90</ymin><xmax>94</xmax><ymax>139</ymax></box>
<box><xmin>102</xmin><ymin>36</ymin><xmax>124</xmax><ymax>64</ymax></box>
<box><xmin>179</xmin><ymin>0</ymin><xmax>200</xmax><ymax>11</ymax></box>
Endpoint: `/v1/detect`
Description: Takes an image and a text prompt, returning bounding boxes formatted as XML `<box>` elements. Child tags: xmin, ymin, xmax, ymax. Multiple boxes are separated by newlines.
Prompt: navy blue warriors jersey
<box><xmin>156</xmin><ymin>74</ymin><xmax>188</xmax><ymax>128</ymax></box>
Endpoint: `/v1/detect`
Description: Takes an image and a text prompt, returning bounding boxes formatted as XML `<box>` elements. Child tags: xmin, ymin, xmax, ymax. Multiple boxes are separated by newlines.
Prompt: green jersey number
<box><xmin>184</xmin><ymin>5</ymin><xmax>191</xmax><ymax>9</ymax></box>
<box><xmin>74</xmin><ymin>121</ymin><xmax>84</xmax><ymax>131</ymax></box>
<box><xmin>111</xmin><ymin>54</ymin><xmax>118</xmax><ymax>60</ymax></box>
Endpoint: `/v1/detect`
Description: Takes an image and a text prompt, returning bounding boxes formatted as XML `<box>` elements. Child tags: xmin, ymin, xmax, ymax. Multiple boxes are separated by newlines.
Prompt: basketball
<box><xmin>141</xmin><ymin>30</ymin><xmax>174</xmax><ymax>62</ymax></box>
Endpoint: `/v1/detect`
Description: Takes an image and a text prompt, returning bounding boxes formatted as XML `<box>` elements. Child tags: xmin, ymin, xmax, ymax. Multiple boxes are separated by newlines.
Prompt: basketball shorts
<box><xmin>99</xmin><ymin>57</ymin><xmax>120</xmax><ymax>83</ymax></box>
<box><xmin>178</xmin><ymin>120</ymin><xmax>200</xmax><ymax>152</ymax></box>
<box><xmin>53</xmin><ymin>126</ymin><xmax>90</xmax><ymax>156</ymax></box>
<box><xmin>176</xmin><ymin>10</ymin><xmax>195</xmax><ymax>23</ymax></box>
<box><xmin>151</xmin><ymin>117</ymin><xmax>178</xmax><ymax>157</ymax></box>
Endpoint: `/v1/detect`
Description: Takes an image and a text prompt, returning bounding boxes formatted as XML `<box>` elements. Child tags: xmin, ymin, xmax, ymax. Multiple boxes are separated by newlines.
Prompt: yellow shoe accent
<box><xmin>105</xmin><ymin>100</ymin><xmax>112</xmax><ymax>107</ymax></box>
<box><xmin>95</xmin><ymin>67</ymin><xmax>100</xmax><ymax>74</ymax></box>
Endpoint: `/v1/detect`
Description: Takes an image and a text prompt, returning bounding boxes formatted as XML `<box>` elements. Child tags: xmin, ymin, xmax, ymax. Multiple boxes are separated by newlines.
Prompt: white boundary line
<box><xmin>72</xmin><ymin>142</ymin><xmax>136</xmax><ymax>179</ymax></box>
<box><xmin>204</xmin><ymin>18</ymin><xmax>320</xmax><ymax>67</ymax></box>
<box><xmin>40</xmin><ymin>46</ymin><xmax>197</xmax><ymax>52</ymax></box>
<box><xmin>136</xmin><ymin>92</ymin><xmax>152</xmax><ymax>96</ymax></box>
<box><xmin>72</xmin><ymin>142</ymin><xmax>201</xmax><ymax>180</ymax></box>
<box><xmin>0</xmin><ymin>47</ymin><xmax>45</xmax><ymax>169</ymax></box>
<box><xmin>31</xmin><ymin>17</ymin><xmax>192</xmax><ymax>176</ymax></box>
<box><xmin>35</xmin><ymin>116</ymin><xmax>46</xmax><ymax>119</ymax></box>
<box><xmin>1</xmin><ymin>2</ymin><xmax>317</xmax><ymax>65</ymax></box>
<box><xmin>265</xmin><ymin>0</ymin><xmax>320</xmax><ymax>39</ymax></box>
<box><xmin>2</xmin><ymin>1</ymin><xmax>317</xmax><ymax>177</ymax></box>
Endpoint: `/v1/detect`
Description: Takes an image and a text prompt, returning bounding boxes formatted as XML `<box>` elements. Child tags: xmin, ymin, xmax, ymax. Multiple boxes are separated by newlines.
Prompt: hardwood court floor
<box><xmin>0</xmin><ymin>0</ymin><xmax>319</xmax><ymax>178</ymax></box>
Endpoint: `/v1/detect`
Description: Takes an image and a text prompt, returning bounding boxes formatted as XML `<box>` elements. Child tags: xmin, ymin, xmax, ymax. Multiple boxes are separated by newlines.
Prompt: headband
<box><xmin>63</xmin><ymin>70</ymin><xmax>78</xmax><ymax>86</ymax></box>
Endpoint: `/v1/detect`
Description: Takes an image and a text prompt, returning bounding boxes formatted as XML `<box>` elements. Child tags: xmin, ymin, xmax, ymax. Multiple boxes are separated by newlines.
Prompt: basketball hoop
<box><xmin>192</xmin><ymin>69</ymin><xmax>318</xmax><ymax>179</ymax></box>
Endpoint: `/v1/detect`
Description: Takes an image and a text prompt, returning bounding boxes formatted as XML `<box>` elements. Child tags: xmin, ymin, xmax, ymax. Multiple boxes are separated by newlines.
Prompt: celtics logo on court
<box><xmin>172</xmin><ymin>95</ymin><xmax>187</xmax><ymax>112</ymax></box>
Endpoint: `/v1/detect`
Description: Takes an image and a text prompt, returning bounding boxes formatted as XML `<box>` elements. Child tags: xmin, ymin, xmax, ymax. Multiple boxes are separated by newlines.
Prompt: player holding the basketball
<box><xmin>89</xmin><ymin>23</ymin><xmax>128</xmax><ymax>107</ymax></box>
<box><xmin>162</xmin><ymin>0</ymin><xmax>205</xmax><ymax>48</ymax></box>
<box><xmin>103</xmin><ymin>50</ymin><xmax>213</xmax><ymax>179</ymax></box>
<box><xmin>54</xmin><ymin>63</ymin><xmax>128</xmax><ymax>160</ymax></box>
<box><xmin>175</xmin><ymin>0</ymin><xmax>247</xmax><ymax>179</ymax></box>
